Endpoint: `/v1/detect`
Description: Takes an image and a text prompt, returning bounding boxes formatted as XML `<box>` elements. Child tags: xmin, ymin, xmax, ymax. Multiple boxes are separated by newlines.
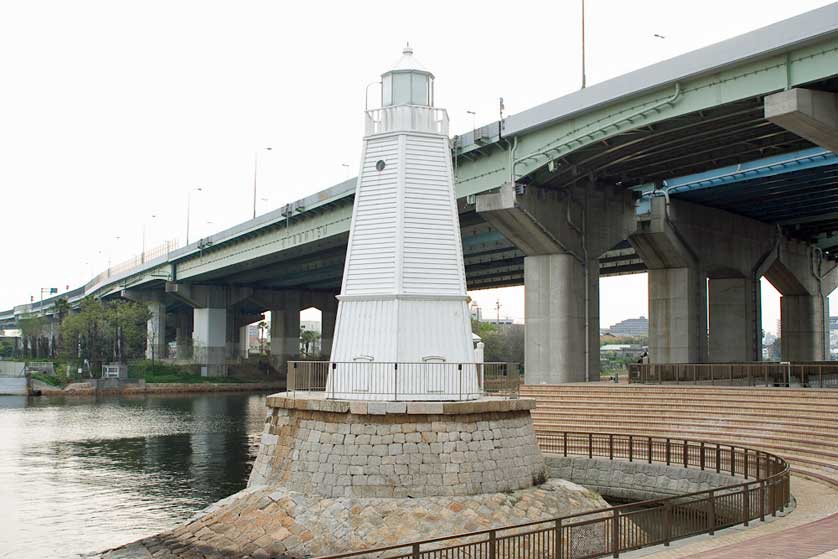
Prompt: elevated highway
<box><xmin>4</xmin><ymin>3</ymin><xmax>837</xmax><ymax>381</ymax></box>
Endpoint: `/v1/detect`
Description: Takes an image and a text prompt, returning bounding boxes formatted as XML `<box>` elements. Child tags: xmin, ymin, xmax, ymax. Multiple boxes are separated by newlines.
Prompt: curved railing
<box><xmin>317</xmin><ymin>431</ymin><xmax>791</xmax><ymax>559</ymax></box>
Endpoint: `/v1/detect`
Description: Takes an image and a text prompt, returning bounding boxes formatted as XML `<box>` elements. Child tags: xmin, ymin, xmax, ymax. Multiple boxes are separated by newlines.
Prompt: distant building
<box><xmin>606</xmin><ymin>316</ymin><xmax>648</xmax><ymax>337</ymax></box>
<box><xmin>830</xmin><ymin>316</ymin><xmax>838</xmax><ymax>331</ymax></box>
<box><xmin>301</xmin><ymin>320</ymin><xmax>321</xmax><ymax>333</ymax></box>
<box><xmin>469</xmin><ymin>305</ymin><xmax>514</xmax><ymax>326</ymax></box>
<box><xmin>600</xmin><ymin>344</ymin><xmax>645</xmax><ymax>357</ymax></box>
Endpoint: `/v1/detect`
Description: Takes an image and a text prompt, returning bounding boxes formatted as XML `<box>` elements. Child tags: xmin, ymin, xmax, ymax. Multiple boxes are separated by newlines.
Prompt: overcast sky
<box><xmin>1</xmin><ymin>0</ymin><xmax>834</xmax><ymax>334</ymax></box>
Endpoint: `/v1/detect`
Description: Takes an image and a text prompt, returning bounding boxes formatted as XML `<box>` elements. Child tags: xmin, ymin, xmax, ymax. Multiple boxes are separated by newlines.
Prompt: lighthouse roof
<box><xmin>383</xmin><ymin>44</ymin><xmax>434</xmax><ymax>78</ymax></box>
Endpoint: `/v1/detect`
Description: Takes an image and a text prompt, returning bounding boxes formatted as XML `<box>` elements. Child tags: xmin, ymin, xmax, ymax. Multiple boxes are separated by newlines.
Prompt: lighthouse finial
<box><xmin>403</xmin><ymin>42</ymin><xmax>413</xmax><ymax>55</ymax></box>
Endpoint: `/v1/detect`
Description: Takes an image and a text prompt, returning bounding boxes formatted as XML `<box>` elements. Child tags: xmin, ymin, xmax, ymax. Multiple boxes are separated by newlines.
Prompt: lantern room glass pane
<box><xmin>411</xmin><ymin>73</ymin><xmax>429</xmax><ymax>105</ymax></box>
<box><xmin>392</xmin><ymin>73</ymin><xmax>411</xmax><ymax>105</ymax></box>
<box><xmin>382</xmin><ymin>75</ymin><xmax>393</xmax><ymax>106</ymax></box>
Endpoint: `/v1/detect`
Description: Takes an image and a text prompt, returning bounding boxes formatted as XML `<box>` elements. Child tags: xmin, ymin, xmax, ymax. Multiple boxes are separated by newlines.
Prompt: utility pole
<box><xmin>581</xmin><ymin>0</ymin><xmax>587</xmax><ymax>89</ymax></box>
<box><xmin>495</xmin><ymin>299</ymin><xmax>501</xmax><ymax>327</ymax></box>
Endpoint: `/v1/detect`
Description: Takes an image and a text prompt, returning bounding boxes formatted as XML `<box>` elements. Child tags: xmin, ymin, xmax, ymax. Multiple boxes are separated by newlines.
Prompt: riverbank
<box><xmin>31</xmin><ymin>378</ymin><xmax>285</xmax><ymax>396</ymax></box>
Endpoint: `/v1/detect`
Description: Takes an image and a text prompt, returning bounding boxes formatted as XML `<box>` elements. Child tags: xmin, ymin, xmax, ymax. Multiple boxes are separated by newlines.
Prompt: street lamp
<box><xmin>581</xmin><ymin>0</ymin><xmax>587</xmax><ymax>89</ymax></box>
<box><xmin>39</xmin><ymin>287</ymin><xmax>58</xmax><ymax>316</ymax></box>
<box><xmin>252</xmin><ymin>147</ymin><xmax>272</xmax><ymax>219</ymax></box>
<box><xmin>186</xmin><ymin>187</ymin><xmax>203</xmax><ymax>245</ymax></box>
<box><xmin>141</xmin><ymin>213</ymin><xmax>157</xmax><ymax>262</ymax></box>
<box><xmin>108</xmin><ymin>236</ymin><xmax>120</xmax><ymax>269</ymax></box>
<box><xmin>466</xmin><ymin>110</ymin><xmax>477</xmax><ymax>130</ymax></box>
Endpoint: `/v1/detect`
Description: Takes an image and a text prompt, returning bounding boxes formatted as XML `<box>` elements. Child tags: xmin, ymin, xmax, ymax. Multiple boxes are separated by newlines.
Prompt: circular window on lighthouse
<box><xmin>375</xmin><ymin>159</ymin><xmax>386</xmax><ymax>172</ymax></box>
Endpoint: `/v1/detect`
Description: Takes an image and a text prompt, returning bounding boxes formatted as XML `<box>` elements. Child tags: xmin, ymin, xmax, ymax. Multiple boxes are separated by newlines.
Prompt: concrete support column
<box><xmin>225</xmin><ymin>309</ymin><xmax>241</xmax><ymax>361</ymax></box>
<box><xmin>175</xmin><ymin>308</ymin><xmax>193</xmax><ymax>360</ymax></box>
<box><xmin>707</xmin><ymin>277</ymin><xmax>759</xmax><ymax>362</ymax></box>
<box><xmin>146</xmin><ymin>301</ymin><xmax>167</xmax><ymax>360</ymax></box>
<box><xmin>647</xmin><ymin>267</ymin><xmax>705</xmax><ymax>363</ymax></box>
<box><xmin>239</xmin><ymin>325</ymin><xmax>250</xmax><ymax>357</ymax></box>
<box><xmin>193</xmin><ymin>308</ymin><xmax>227</xmax><ymax>377</ymax></box>
<box><xmin>320</xmin><ymin>295</ymin><xmax>338</xmax><ymax>358</ymax></box>
<box><xmin>478</xmin><ymin>181</ymin><xmax>635</xmax><ymax>383</ymax></box>
<box><xmin>780</xmin><ymin>294</ymin><xmax>829</xmax><ymax>361</ymax></box>
<box><xmin>270</xmin><ymin>304</ymin><xmax>301</xmax><ymax>372</ymax></box>
<box><xmin>525</xmin><ymin>254</ymin><xmax>599</xmax><ymax>384</ymax></box>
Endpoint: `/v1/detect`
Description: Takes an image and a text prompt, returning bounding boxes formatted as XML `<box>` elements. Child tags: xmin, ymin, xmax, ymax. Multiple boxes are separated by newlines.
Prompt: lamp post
<box><xmin>141</xmin><ymin>214</ymin><xmax>157</xmax><ymax>263</ymax></box>
<box><xmin>108</xmin><ymin>236</ymin><xmax>120</xmax><ymax>269</ymax></box>
<box><xmin>186</xmin><ymin>187</ymin><xmax>203</xmax><ymax>245</ymax></box>
<box><xmin>252</xmin><ymin>147</ymin><xmax>272</xmax><ymax>219</ymax></box>
<box><xmin>581</xmin><ymin>0</ymin><xmax>587</xmax><ymax>89</ymax></box>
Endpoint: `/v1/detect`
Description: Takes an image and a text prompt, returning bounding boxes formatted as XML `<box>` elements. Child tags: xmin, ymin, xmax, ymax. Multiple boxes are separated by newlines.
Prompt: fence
<box><xmin>287</xmin><ymin>361</ymin><xmax>521</xmax><ymax>400</ymax></box>
<box><xmin>316</xmin><ymin>432</ymin><xmax>791</xmax><ymax>559</ymax></box>
<box><xmin>365</xmin><ymin>105</ymin><xmax>449</xmax><ymax>136</ymax></box>
<box><xmin>628</xmin><ymin>362</ymin><xmax>838</xmax><ymax>387</ymax></box>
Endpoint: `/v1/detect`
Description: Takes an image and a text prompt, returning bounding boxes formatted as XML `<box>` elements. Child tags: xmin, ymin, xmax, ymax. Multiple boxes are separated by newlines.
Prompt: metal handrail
<box><xmin>365</xmin><ymin>105</ymin><xmax>449</xmax><ymax>136</ymax></box>
<box><xmin>287</xmin><ymin>360</ymin><xmax>522</xmax><ymax>399</ymax></box>
<box><xmin>316</xmin><ymin>431</ymin><xmax>791</xmax><ymax>559</ymax></box>
<box><xmin>629</xmin><ymin>362</ymin><xmax>838</xmax><ymax>388</ymax></box>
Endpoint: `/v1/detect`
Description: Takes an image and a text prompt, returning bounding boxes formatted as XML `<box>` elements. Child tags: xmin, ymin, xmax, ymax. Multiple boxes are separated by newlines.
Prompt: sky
<box><xmin>1</xmin><ymin>0</ymin><xmax>834</xmax><ymax>334</ymax></box>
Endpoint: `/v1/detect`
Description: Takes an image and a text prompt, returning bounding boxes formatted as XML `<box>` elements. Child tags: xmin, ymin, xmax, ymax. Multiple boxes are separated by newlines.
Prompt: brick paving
<box><xmin>633</xmin><ymin>476</ymin><xmax>838</xmax><ymax>559</ymax></box>
<box><xmin>680</xmin><ymin>512</ymin><xmax>838</xmax><ymax>558</ymax></box>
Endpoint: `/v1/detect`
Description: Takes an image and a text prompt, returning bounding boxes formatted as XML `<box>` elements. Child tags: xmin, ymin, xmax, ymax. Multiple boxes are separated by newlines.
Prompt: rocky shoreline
<box><xmin>31</xmin><ymin>378</ymin><xmax>285</xmax><ymax>396</ymax></box>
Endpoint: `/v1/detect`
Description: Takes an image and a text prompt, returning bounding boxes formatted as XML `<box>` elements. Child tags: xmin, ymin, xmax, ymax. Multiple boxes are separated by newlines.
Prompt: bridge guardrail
<box><xmin>316</xmin><ymin>431</ymin><xmax>791</xmax><ymax>559</ymax></box>
<box><xmin>628</xmin><ymin>362</ymin><xmax>838</xmax><ymax>387</ymax></box>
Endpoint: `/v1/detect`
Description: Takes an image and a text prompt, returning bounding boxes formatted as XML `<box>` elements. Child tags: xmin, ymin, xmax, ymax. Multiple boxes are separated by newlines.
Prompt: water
<box><xmin>0</xmin><ymin>392</ymin><xmax>269</xmax><ymax>558</ymax></box>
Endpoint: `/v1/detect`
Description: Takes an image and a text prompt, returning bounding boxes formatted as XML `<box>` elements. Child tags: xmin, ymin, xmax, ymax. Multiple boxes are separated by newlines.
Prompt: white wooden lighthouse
<box><xmin>327</xmin><ymin>46</ymin><xmax>479</xmax><ymax>401</ymax></box>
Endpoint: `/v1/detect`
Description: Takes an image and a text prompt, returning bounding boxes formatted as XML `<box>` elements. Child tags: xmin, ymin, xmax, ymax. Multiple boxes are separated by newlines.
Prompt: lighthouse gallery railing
<box><xmin>287</xmin><ymin>361</ymin><xmax>521</xmax><ymax>399</ymax></box>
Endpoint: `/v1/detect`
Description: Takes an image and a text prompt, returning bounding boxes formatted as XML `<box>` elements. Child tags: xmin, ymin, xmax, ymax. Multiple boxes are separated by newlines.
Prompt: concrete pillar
<box><xmin>146</xmin><ymin>301</ymin><xmax>167</xmax><ymax>360</ymax></box>
<box><xmin>238</xmin><ymin>325</ymin><xmax>248</xmax><ymax>357</ymax></box>
<box><xmin>320</xmin><ymin>294</ymin><xmax>338</xmax><ymax>358</ymax></box>
<box><xmin>270</xmin><ymin>305</ymin><xmax>300</xmax><ymax>372</ymax></box>
<box><xmin>707</xmin><ymin>277</ymin><xmax>759</xmax><ymax>362</ymax></box>
<box><xmin>175</xmin><ymin>308</ymin><xmax>193</xmax><ymax>360</ymax></box>
<box><xmin>647</xmin><ymin>267</ymin><xmax>705</xmax><ymax>363</ymax></box>
<box><xmin>766</xmin><ymin>88</ymin><xmax>838</xmax><ymax>153</ymax></box>
<box><xmin>225</xmin><ymin>309</ymin><xmax>241</xmax><ymax>360</ymax></box>
<box><xmin>193</xmin><ymin>308</ymin><xmax>227</xmax><ymax>377</ymax></box>
<box><xmin>478</xmin><ymin>181</ymin><xmax>634</xmax><ymax>383</ymax></box>
<box><xmin>524</xmin><ymin>254</ymin><xmax>599</xmax><ymax>384</ymax></box>
<box><xmin>780</xmin><ymin>294</ymin><xmax>829</xmax><ymax>361</ymax></box>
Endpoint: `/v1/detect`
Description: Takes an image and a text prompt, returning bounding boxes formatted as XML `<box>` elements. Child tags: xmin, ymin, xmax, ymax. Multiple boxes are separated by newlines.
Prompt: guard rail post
<box><xmin>611</xmin><ymin>509</ymin><xmax>620</xmax><ymax>558</ymax></box>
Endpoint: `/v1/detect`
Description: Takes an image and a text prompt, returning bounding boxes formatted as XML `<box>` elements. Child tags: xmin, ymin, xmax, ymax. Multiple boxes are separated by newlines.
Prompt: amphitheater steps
<box><xmin>522</xmin><ymin>384</ymin><xmax>838</xmax><ymax>486</ymax></box>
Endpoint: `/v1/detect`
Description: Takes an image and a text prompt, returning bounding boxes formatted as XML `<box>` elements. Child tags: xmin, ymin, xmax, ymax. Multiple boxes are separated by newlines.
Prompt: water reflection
<box><xmin>0</xmin><ymin>392</ymin><xmax>268</xmax><ymax>559</ymax></box>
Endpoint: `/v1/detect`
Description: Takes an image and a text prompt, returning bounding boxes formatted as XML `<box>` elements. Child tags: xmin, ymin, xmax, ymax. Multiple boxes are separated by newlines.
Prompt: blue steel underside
<box><xmin>635</xmin><ymin>148</ymin><xmax>838</xmax><ymax>250</ymax></box>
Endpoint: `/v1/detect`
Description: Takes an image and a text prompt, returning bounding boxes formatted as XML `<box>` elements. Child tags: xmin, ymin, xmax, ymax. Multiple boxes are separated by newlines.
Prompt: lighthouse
<box><xmin>327</xmin><ymin>46</ymin><xmax>479</xmax><ymax>401</ymax></box>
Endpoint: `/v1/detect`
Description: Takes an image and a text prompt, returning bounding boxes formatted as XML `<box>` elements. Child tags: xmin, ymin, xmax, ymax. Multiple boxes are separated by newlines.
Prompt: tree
<box><xmin>52</xmin><ymin>298</ymin><xmax>71</xmax><ymax>357</ymax></box>
<box><xmin>472</xmin><ymin>320</ymin><xmax>524</xmax><ymax>364</ymax></box>
<box><xmin>60</xmin><ymin>297</ymin><xmax>150</xmax><ymax>373</ymax></box>
<box><xmin>0</xmin><ymin>339</ymin><xmax>14</xmax><ymax>358</ymax></box>
<box><xmin>300</xmin><ymin>327</ymin><xmax>321</xmax><ymax>356</ymax></box>
<box><xmin>18</xmin><ymin>315</ymin><xmax>47</xmax><ymax>358</ymax></box>
<box><xmin>257</xmin><ymin>321</ymin><xmax>268</xmax><ymax>354</ymax></box>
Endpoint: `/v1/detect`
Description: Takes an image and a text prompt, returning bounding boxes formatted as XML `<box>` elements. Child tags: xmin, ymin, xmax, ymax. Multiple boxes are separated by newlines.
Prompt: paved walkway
<box><xmin>680</xmin><ymin>512</ymin><xmax>838</xmax><ymax>558</ymax></box>
<box><xmin>630</xmin><ymin>476</ymin><xmax>838</xmax><ymax>559</ymax></box>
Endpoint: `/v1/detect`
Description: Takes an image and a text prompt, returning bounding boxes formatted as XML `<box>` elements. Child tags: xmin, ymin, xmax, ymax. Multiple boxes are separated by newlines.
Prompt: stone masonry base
<box><xmin>249</xmin><ymin>393</ymin><xmax>548</xmax><ymax>497</ymax></box>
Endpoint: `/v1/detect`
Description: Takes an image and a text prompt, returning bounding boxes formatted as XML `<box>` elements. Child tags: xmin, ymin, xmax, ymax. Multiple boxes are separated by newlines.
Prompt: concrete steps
<box><xmin>522</xmin><ymin>384</ymin><xmax>838</xmax><ymax>487</ymax></box>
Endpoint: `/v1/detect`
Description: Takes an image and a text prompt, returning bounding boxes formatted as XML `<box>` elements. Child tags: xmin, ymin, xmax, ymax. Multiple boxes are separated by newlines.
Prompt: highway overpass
<box><xmin>4</xmin><ymin>3</ymin><xmax>837</xmax><ymax>381</ymax></box>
